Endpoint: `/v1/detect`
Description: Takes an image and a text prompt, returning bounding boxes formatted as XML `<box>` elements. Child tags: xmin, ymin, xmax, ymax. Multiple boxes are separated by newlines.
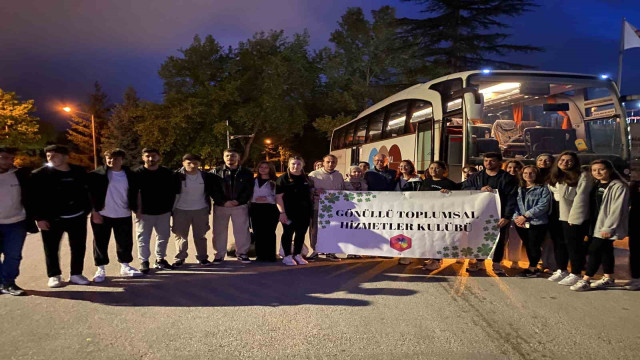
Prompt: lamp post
<box><xmin>63</xmin><ymin>107</ymin><xmax>98</xmax><ymax>169</ymax></box>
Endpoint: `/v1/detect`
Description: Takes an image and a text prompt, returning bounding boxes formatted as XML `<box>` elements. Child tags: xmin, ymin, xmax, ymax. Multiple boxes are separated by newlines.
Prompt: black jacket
<box><xmin>461</xmin><ymin>169</ymin><xmax>518</xmax><ymax>219</ymax></box>
<box><xmin>13</xmin><ymin>167</ymin><xmax>39</xmax><ymax>233</ymax></box>
<box><xmin>30</xmin><ymin>164</ymin><xmax>91</xmax><ymax>222</ymax></box>
<box><xmin>175</xmin><ymin>167</ymin><xmax>214</xmax><ymax>212</ymax></box>
<box><xmin>134</xmin><ymin>166</ymin><xmax>180</xmax><ymax>215</ymax></box>
<box><xmin>88</xmin><ymin>165</ymin><xmax>138</xmax><ymax>212</ymax></box>
<box><xmin>210</xmin><ymin>165</ymin><xmax>254</xmax><ymax>206</ymax></box>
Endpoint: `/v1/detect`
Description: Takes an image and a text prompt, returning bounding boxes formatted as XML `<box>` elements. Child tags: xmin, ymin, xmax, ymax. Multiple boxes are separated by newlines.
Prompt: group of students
<box><xmin>0</xmin><ymin>144</ymin><xmax>638</xmax><ymax>297</ymax></box>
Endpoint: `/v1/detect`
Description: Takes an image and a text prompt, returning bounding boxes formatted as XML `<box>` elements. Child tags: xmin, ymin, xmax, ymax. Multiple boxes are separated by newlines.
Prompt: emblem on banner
<box><xmin>390</xmin><ymin>234</ymin><xmax>412</xmax><ymax>252</ymax></box>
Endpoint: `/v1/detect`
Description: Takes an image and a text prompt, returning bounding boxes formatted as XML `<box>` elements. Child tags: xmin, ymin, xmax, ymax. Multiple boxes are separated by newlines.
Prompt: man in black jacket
<box><xmin>87</xmin><ymin>149</ymin><xmax>142</xmax><ymax>282</ymax></box>
<box><xmin>134</xmin><ymin>148</ymin><xmax>180</xmax><ymax>273</ymax></box>
<box><xmin>210</xmin><ymin>148</ymin><xmax>254</xmax><ymax>264</ymax></box>
<box><xmin>462</xmin><ymin>152</ymin><xmax>518</xmax><ymax>274</ymax></box>
<box><xmin>0</xmin><ymin>147</ymin><xmax>38</xmax><ymax>296</ymax></box>
<box><xmin>31</xmin><ymin>145</ymin><xmax>91</xmax><ymax>287</ymax></box>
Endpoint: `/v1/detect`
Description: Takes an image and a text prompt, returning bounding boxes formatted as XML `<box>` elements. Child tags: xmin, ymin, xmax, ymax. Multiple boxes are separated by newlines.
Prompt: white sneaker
<box><xmin>423</xmin><ymin>259</ymin><xmax>442</xmax><ymax>271</ymax></box>
<box><xmin>69</xmin><ymin>274</ymin><xmax>90</xmax><ymax>285</ymax></box>
<box><xmin>398</xmin><ymin>258</ymin><xmax>412</xmax><ymax>265</ymax></box>
<box><xmin>492</xmin><ymin>263</ymin><xmax>505</xmax><ymax>274</ymax></box>
<box><xmin>591</xmin><ymin>277</ymin><xmax>615</xmax><ymax>289</ymax></box>
<box><xmin>293</xmin><ymin>255</ymin><xmax>308</xmax><ymax>265</ymax></box>
<box><xmin>48</xmin><ymin>275</ymin><xmax>63</xmax><ymax>288</ymax></box>
<box><xmin>282</xmin><ymin>255</ymin><xmax>297</xmax><ymax>266</ymax></box>
<box><xmin>120</xmin><ymin>264</ymin><xmax>143</xmax><ymax>277</ymax></box>
<box><xmin>558</xmin><ymin>273</ymin><xmax>581</xmax><ymax>286</ymax></box>
<box><xmin>93</xmin><ymin>268</ymin><xmax>106</xmax><ymax>283</ymax></box>
<box><xmin>625</xmin><ymin>278</ymin><xmax>640</xmax><ymax>291</ymax></box>
<box><xmin>570</xmin><ymin>279</ymin><xmax>591</xmax><ymax>291</ymax></box>
<box><xmin>548</xmin><ymin>269</ymin><xmax>569</xmax><ymax>282</ymax></box>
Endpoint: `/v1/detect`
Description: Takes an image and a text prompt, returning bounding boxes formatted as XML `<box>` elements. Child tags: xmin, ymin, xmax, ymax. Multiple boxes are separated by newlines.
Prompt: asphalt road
<box><xmin>1</xmin><ymin>224</ymin><xmax>639</xmax><ymax>360</ymax></box>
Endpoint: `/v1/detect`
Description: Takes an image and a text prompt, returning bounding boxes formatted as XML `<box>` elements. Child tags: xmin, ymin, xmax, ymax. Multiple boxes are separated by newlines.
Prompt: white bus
<box><xmin>330</xmin><ymin>70</ymin><xmax>631</xmax><ymax>182</ymax></box>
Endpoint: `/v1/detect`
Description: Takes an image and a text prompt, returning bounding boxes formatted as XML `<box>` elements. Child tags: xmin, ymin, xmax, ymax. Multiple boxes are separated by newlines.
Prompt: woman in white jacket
<box><xmin>546</xmin><ymin>151</ymin><xmax>593</xmax><ymax>286</ymax></box>
<box><xmin>571</xmin><ymin>159</ymin><xmax>629</xmax><ymax>291</ymax></box>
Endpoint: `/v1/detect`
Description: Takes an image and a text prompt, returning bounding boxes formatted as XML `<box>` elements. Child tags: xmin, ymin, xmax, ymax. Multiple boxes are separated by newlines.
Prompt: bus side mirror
<box><xmin>464</xmin><ymin>92</ymin><xmax>484</xmax><ymax>123</ymax></box>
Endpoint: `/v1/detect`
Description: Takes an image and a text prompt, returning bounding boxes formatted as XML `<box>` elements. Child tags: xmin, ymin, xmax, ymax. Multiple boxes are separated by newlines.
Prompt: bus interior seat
<box><xmin>491</xmin><ymin>120</ymin><xmax>519</xmax><ymax>145</ymax></box>
<box><xmin>518</xmin><ymin>121</ymin><xmax>540</xmax><ymax>134</ymax></box>
<box><xmin>476</xmin><ymin>138</ymin><xmax>500</xmax><ymax>155</ymax></box>
<box><xmin>524</xmin><ymin>127</ymin><xmax>577</xmax><ymax>156</ymax></box>
<box><xmin>470</xmin><ymin>124</ymin><xmax>492</xmax><ymax>139</ymax></box>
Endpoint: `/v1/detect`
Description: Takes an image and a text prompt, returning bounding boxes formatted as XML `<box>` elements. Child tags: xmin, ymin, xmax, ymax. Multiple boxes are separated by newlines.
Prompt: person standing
<box><xmin>503</xmin><ymin>160</ymin><xmax>526</xmax><ymax>269</ymax></box>
<box><xmin>358</xmin><ymin>161</ymin><xmax>370</xmax><ymax>173</ymax></box>
<box><xmin>462</xmin><ymin>152</ymin><xmax>518</xmax><ymax>274</ymax></box>
<box><xmin>276</xmin><ymin>156</ymin><xmax>313</xmax><ymax>266</ymax></box>
<box><xmin>547</xmin><ymin>151</ymin><xmax>593</xmax><ymax>286</ymax></box>
<box><xmin>308</xmin><ymin>154</ymin><xmax>345</xmax><ymax>261</ymax></box>
<box><xmin>0</xmin><ymin>147</ymin><xmax>37</xmax><ymax>296</ymax></box>
<box><xmin>135</xmin><ymin>148</ymin><xmax>179</xmax><ymax>273</ymax></box>
<box><xmin>172</xmin><ymin>154</ymin><xmax>213</xmax><ymax>267</ymax></box>
<box><xmin>570</xmin><ymin>160</ymin><xmax>629</xmax><ymax>291</ymax></box>
<box><xmin>512</xmin><ymin>166</ymin><xmax>552</xmax><ymax>278</ymax></box>
<box><xmin>627</xmin><ymin>180</ymin><xmax>640</xmax><ymax>291</ymax></box>
<box><xmin>394</xmin><ymin>160</ymin><xmax>422</xmax><ymax>265</ymax></box>
<box><xmin>249</xmin><ymin>161</ymin><xmax>279</xmax><ymax>262</ymax></box>
<box><xmin>210</xmin><ymin>149</ymin><xmax>254</xmax><ymax>264</ymax></box>
<box><xmin>344</xmin><ymin>165</ymin><xmax>368</xmax><ymax>191</ymax></box>
<box><xmin>31</xmin><ymin>145</ymin><xmax>91</xmax><ymax>287</ymax></box>
<box><xmin>88</xmin><ymin>149</ymin><xmax>142</xmax><ymax>282</ymax></box>
<box><xmin>364</xmin><ymin>153</ymin><xmax>397</xmax><ymax>191</ymax></box>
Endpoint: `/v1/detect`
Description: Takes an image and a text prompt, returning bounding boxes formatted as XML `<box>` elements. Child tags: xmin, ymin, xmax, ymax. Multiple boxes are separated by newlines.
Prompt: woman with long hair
<box><xmin>571</xmin><ymin>160</ymin><xmax>629</xmax><ymax>291</ymax></box>
<box><xmin>512</xmin><ymin>166</ymin><xmax>552</xmax><ymax>277</ymax></box>
<box><xmin>503</xmin><ymin>160</ymin><xmax>526</xmax><ymax>269</ymax></box>
<box><xmin>505</xmin><ymin>160</ymin><xmax>524</xmax><ymax>179</ymax></box>
<box><xmin>536</xmin><ymin>153</ymin><xmax>554</xmax><ymax>183</ymax></box>
<box><xmin>547</xmin><ymin>151</ymin><xmax>593</xmax><ymax>286</ymax></box>
<box><xmin>276</xmin><ymin>156</ymin><xmax>313</xmax><ymax>266</ymax></box>
<box><xmin>536</xmin><ymin>153</ymin><xmax>558</xmax><ymax>272</ymax></box>
<box><xmin>249</xmin><ymin>161</ymin><xmax>279</xmax><ymax>262</ymax></box>
<box><xmin>395</xmin><ymin>160</ymin><xmax>422</xmax><ymax>191</ymax></box>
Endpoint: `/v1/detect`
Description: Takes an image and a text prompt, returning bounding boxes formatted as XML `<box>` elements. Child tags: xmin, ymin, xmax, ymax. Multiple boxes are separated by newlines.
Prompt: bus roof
<box><xmin>334</xmin><ymin>70</ymin><xmax>605</xmax><ymax>131</ymax></box>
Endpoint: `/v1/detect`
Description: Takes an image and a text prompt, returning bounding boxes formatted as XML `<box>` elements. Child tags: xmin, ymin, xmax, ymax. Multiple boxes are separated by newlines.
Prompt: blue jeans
<box><xmin>0</xmin><ymin>220</ymin><xmax>27</xmax><ymax>285</ymax></box>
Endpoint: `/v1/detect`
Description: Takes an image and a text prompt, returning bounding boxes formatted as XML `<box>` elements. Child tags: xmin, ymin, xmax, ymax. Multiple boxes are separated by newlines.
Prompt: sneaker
<box><xmin>306</xmin><ymin>252</ymin><xmax>319</xmax><ymax>261</ymax></box>
<box><xmin>548</xmin><ymin>269</ymin><xmax>569</xmax><ymax>282</ymax></box>
<box><xmin>558</xmin><ymin>273</ymin><xmax>581</xmax><ymax>286</ymax></box>
<box><xmin>398</xmin><ymin>258</ymin><xmax>411</xmax><ymax>265</ymax></box>
<box><xmin>48</xmin><ymin>275</ymin><xmax>63</xmax><ymax>288</ymax></box>
<box><xmin>69</xmin><ymin>275</ymin><xmax>90</xmax><ymax>285</ymax></box>
<box><xmin>93</xmin><ymin>268</ymin><xmax>106</xmax><ymax>283</ymax></box>
<box><xmin>212</xmin><ymin>257</ymin><xmax>224</xmax><ymax>265</ymax></box>
<box><xmin>120</xmin><ymin>265</ymin><xmax>143</xmax><ymax>277</ymax></box>
<box><xmin>293</xmin><ymin>254</ymin><xmax>308</xmax><ymax>265</ymax></box>
<box><xmin>172</xmin><ymin>259</ymin><xmax>185</xmax><ymax>268</ymax></box>
<box><xmin>237</xmin><ymin>255</ymin><xmax>251</xmax><ymax>264</ymax></box>
<box><xmin>198</xmin><ymin>259</ymin><xmax>212</xmax><ymax>266</ymax></box>
<box><xmin>282</xmin><ymin>255</ymin><xmax>297</xmax><ymax>266</ymax></box>
<box><xmin>154</xmin><ymin>259</ymin><xmax>174</xmax><ymax>270</ymax></box>
<box><xmin>324</xmin><ymin>253</ymin><xmax>341</xmax><ymax>262</ymax></box>
<box><xmin>591</xmin><ymin>277</ymin><xmax>615</xmax><ymax>289</ymax></box>
<box><xmin>466</xmin><ymin>260</ymin><xmax>485</xmax><ymax>272</ymax></box>
<box><xmin>140</xmin><ymin>261</ymin><xmax>150</xmax><ymax>274</ymax></box>
<box><xmin>423</xmin><ymin>259</ymin><xmax>442</xmax><ymax>271</ymax></box>
<box><xmin>625</xmin><ymin>278</ymin><xmax>640</xmax><ymax>291</ymax></box>
<box><xmin>570</xmin><ymin>279</ymin><xmax>591</xmax><ymax>291</ymax></box>
<box><xmin>492</xmin><ymin>263</ymin><xmax>505</xmax><ymax>274</ymax></box>
<box><xmin>1</xmin><ymin>283</ymin><xmax>26</xmax><ymax>296</ymax></box>
<box><xmin>516</xmin><ymin>269</ymin><xmax>539</xmax><ymax>278</ymax></box>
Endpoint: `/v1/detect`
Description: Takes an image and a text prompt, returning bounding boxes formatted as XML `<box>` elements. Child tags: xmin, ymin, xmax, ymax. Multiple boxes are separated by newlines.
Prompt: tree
<box><xmin>398</xmin><ymin>0</ymin><xmax>543</xmax><ymax>77</ymax></box>
<box><xmin>0</xmin><ymin>88</ymin><xmax>40</xmax><ymax>149</ymax></box>
<box><xmin>102</xmin><ymin>87</ymin><xmax>144</xmax><ymax>167</ymax></box>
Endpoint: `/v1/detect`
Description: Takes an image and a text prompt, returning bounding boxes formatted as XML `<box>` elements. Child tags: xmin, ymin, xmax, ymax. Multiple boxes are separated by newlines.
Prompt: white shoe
<box><xmin>548</xmin><ymin>269</ymin><xmax>569</xmax><ymax>282</ymax></box>
<box><xmin>93</xmin><ymin>268</ymin><xmax>106</xmax><ymax>283</ymax></box>
<box><xmin>591</xmin><ymin>277</ymin><xmax>615</xmax><ymax>289</ymax></box>
<box><xmin>293</xmin><ymin>255</ymin><xmax>308</xmax><ymax>265</ymax></box>
<box><xmin>398</xmin><ymin>258</ymin><xmax>411</xmax><ymax>265</ymax></box>
<box><xmin>492</xmin><ymin>263</ymin><xmax>505</xmax><ymax>274</ymax></box>
<box><xmin>120</xmin><ymin>264</ymin><xmax>143</xmax><ymax>277</ymax></box>
<box><xmin>625</xmin><ymin>278</ymin><xmax>640</xmax><ymax>291</ymax></box>
<box><xmin>48</xmin><ymin>275</ymin><xmax>63</xmax><ymax>288</ymax></box>
<box><xmin>570</xmin><ymin>279</ymin><xmax>591</xmax><ymax>291</ymax></box>
<box><xmin>69</xmin><ymin>274</ymin><xmax>90</xmax><ymax>285</ymax></box>
<box><xmin>282</xmin><ymin>255</ymin><xmax>297</xmax><ymax>266</ymax></box>
<box><xmin>558</xmin><ymin>273</ymin><xmax>581</xmax><ymax>286</ymax></box>
<box><xmin>423</xmin><ymin>259</ymin><xmax>442</xmax><ymax>271</ymax></box>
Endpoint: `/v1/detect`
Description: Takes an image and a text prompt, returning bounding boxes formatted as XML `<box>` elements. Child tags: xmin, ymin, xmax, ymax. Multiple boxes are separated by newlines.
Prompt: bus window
<box><xmin>384</xmin><ymin>102</ymin><xmax>408</xmax><ymax>138</ymax></box>
<box><xmin>331</xmin><ymin>127</ymin><xmax>345</xmax><ymax>150</ymax></box>
<box><xmin>354</xmin><ymin>117</ymin><xmax>367</xmax><ymax>145</ymax></box>
<box><xmin>409</xmin><ymin>101</ymin><xmax>433</xmax><ymax>123</ymax></box>
<box><xmin>368</xmin><ymin>111</ymin><xmax>385</xmax><ymax>142</ymax></box>
<box><xmin>343</xmin><ymin>122</ymin><xmax>356</xmax><ymax>147</ymax></box>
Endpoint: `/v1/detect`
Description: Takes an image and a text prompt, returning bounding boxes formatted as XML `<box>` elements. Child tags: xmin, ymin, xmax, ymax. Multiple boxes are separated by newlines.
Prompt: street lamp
<box><xmin>63</xmin><ymin>106</ymin><xmax>98</xmax><ymax>169</ymax></box>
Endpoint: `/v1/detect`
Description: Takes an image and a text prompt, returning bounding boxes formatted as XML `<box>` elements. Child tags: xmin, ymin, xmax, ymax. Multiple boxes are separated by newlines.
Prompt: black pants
<box><xmin>547</xmin><ymin>200</ymin><xmax>564</xmax><ymax>268</ymax></box>
<box><xmin>41</xmin><ymin>215</ymin><xmax>87</xmax><ymax>277</ymax></box>
<box><xmin>630</xmin><ymin>195</ymin><xmax>640</xmax><ymax>279</ymax></box>
<box><xmin>479</xmin><ymin>224</ymin><xmax>509</xmax><ymax>263</ymax></box>
<box><xmin>515</xmin><ymin>224</ymin><xmax>548</xmax><ymax>268</ymax></box>
<box><xmin>585</xmin><ymin>237</ymin><xmax>615</xmax><ymax>277</ymax></box>
<box><xmin>281</xmin><ymin>215</ymin><xmax>310</xmax><ymax>256</ymax></box>
<box><xmin>249</xmin><ymin>203</ymin><xmax>279</xmax><ymax>261</ymax></box>
<box><xmin>560</xmin><ymin>221</ymin><xmax>589</xmax><ymax>275</ymax></box>
<box><xmin>91</xmin><ymin>216</ymin><xmax>133</xmax><ymax>266</ymax></box>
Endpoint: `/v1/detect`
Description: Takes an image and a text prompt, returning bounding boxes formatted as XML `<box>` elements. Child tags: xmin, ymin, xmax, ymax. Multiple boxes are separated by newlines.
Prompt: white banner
<box><xmin>316</xmin><ymin>190</ymin><xmax>501</xmax><ymax>258</ymax></box>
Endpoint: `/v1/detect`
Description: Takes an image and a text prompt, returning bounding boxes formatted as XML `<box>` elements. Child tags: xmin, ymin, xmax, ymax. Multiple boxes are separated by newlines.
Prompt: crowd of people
<box><xmin>0</xmin><ymin>144</ymin><xmax>638</xmax><ymax>297</ymax></box>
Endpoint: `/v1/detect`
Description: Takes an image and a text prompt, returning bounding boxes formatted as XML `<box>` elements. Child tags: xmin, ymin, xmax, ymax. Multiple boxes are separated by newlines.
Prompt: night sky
<box><xmin>1</xmin><ymin>0</ymin><xmax>639</xmax><ymax>129</ymax></box>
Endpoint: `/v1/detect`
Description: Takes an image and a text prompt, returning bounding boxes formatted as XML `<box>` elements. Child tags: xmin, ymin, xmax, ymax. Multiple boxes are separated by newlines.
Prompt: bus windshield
<box><xmin>466</xmin><ymin>74</ymin><xmax>629</xmax><ymax>169</ymax></box>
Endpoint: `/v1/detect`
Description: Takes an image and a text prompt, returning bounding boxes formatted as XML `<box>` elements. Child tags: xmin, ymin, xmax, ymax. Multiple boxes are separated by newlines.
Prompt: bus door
<box><xmin>350</xmin><ymin>146</ymin><xmax>361</xmax><ymax>165</ymax></box>
<box><xmin>415</xmin><ymin>120</ymin><xmax>433</xmax><ymax>173</ymax></box>
<box><xmin>440</xmin><ymin>114</ymin><xmax>464</xmax><ymax>182</ymax></box>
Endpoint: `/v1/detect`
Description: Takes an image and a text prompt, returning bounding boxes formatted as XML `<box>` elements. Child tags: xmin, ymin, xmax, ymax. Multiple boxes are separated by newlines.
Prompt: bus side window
<box><xmin>383</xmin><ymin>101</ymin><xmax>408</xmax><ymax>138</ymax></box>
<box><xmin>354</xmin><ymin>117</ymin><xmax>367</xmax><ymax>145</ymax></box>
<box><xmin>368</xmin><ymin>111</ymin><xmax>385</xmax><ymax>142</ymax></box>
<box><xmin>407</xmin><ymin>100</ymin><xmax>433</xmax><ymax>133</ymax></box>
<box><xmin>343</xmin><ymin>122</ymin><xmax>356</xmax><ymax>147</ymax></box>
